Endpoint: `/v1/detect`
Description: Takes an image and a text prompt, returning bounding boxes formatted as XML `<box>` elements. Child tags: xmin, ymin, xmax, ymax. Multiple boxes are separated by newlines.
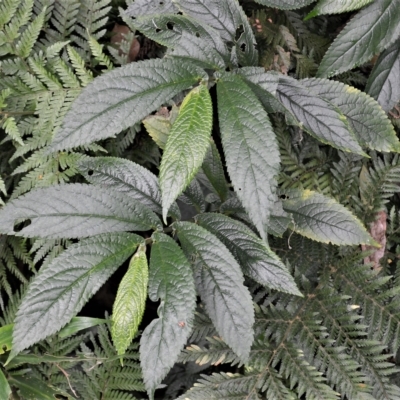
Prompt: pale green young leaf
<box><xmin>173</xmin><ymin>0</ymin><xmax>258</xmax><ymax>66</ymax></box>
<box><xmin>10</xmin><ymin>233</ymin><xmax>141</xmax><ymax>355</ymax></box>
<box><xmin>366</xmin><ymin>38</ymin><xmax>400</xmax><ymax>112</ymax></box>
<box><xmin>88</xmin><ymin>35</ymin><xmax>113</xmax><ymax>70</ymax></box>
<box><xmin>253</xmin><ymin>0</ymin><xmax>315</xmax><ymax>9</ymax></box>
<box><xmin>175</xmin><ymin>221</ymin><xmax>254</xmax><ymax>362</ymax></box>
<box><xmin>282</xmin><ymin>189</ymin><xmax>375</xmax><ymax>246</ymax></box>
<box><xmin>49</xmin><ymin>59</ymin><xmax>207</xmax><ymax>151</ymax></box>
<box><xmin>0</xmin><ymin>184</ymin><xmax>161</xmax><ymax>239</ymax></box>
<box><xmin>302</xmin><ymin>78</ymin><xmax>400</xmax><ymax>152</ymax></box>
<box><xmin>78</xmin><ymin>156</ymin><xmax>180</xmax><ymax>219</ymax></box>
<box><xmin>276</xmin><ymin>76</ymin><xmax>365</xmax><ymax>155</ymax></box>
<box><xmin>217</xmin><ymin>73</ymin><xmax>280</xmax><ymax>240</ymax></box>
<box><xmin>306</xmin><ymin>0</ymin><xmax>374</xmax><ymax>19</ymax></box>
<box><xmin>317</xmin><ymin>0</ymin><xmax>400</xmax><ymax>78</ymax></box>
<box><xmin>58</xmin><ymin>317</ymin><xmax>107</xmax><ymax>338</ymax></box>
<box><xmin>202</xmin><ymin>140</ymin><xmax>228</xmax><ymax>202</ymax></box>
<box><xmin>196</xmin><ymin>213</ymin><xmax>301</xmax><ymax>295</ymax></box>
<box><xmin>112</xmin><ymin>245</ymin><xmax>148</xmax><ymax>357</ymax></box>
<box><xmin>160</xmin><ymin>84</ymin><xmax>212</xmax><ymax>222</ymax></box>
<box><xmin>0</xmin><ymin>0</ymin><xmax>19</xmax><ymax>28</ymax></box>
<box><xmin>0</xmin><ymin>369</ymin><xmax>11</xmax><ymax>400</ymax></box>
<box><xmin>0</xmin><ymin>324</ymin><xmax>13</xmax><ymax>354</ymax></box>
<box><xmin>140</xmin><ymin>232</ymin><xmax>196</xmax><ymax>399</ymax></box>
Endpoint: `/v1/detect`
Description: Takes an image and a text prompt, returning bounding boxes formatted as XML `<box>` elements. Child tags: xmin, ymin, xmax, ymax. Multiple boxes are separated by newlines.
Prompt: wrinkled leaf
<box><xmin>140</xmin><ymin>232</ymin><xmax>196</xmax><ymax>399</ymax></box>
<box><xmin>10</xmin><ymin>233</ymin><xmax>141</xmax><ymax>355</ymax></box>
<box><xmin>112</xmin><ymin>245</ymin><xmax>148</xmax><ymax>357</ymax></box>
<box><xmin>217</xmin><ymin>73</ymin><xmax>280</xmax><ymax>240</ymax></box>
<box><xmin>179</xmin><ymin>178</ymin><xmax>206</xmax><ymax>214</ymax></box>
<box><xmin>366</xmin><ymin>38</ymin><xmax>400</xmax><ymax>112</ymax></box>
<box><xmin>318</xmin><ymin>0</ymin><xmax>400</xmax><ymax>77</ymax></box>
<box><xmin>175</xmin><ymin>221</ymin><xmax>254</xmax><ymax>362</ymax></box>
<box><xmin>282</xmin><ymin>189</ymin><xmax>375</xmax><ymax>246</ymax></box>
<box><xmin>306</xmin><ymin>0</ymin><xmax>373</xmax><ymax>19</ymax></box>
<box><xmin>49</xmin><ymin>59</ymin><xmax>206</xmax><ymax>151</ymax></box>
<box><xmin>125</xmin><ymin>0</ymin><xmax>177</xmax><ymax>17</ymax></box>
<box><xmin>160</xmin><ymin>84</ymin><xmax>212</xmax><ymax>222</ymax></box>
<box><xmin>196</xmin><ymin>213</ymin><xmax>301</xmax><ymax>295</ymax></box>
<box><xmin>0</xmin><ymin>184</ymin><xmax>161</xmax><ymax>239</ymax></box>
<box><xmin>58</xmin><ymin>317</ymin><xmax>107</xmax><ymax>338</ymax></box>
<box><xmin>302</xmin><ymin>78</ymin><xmax>400</xmax><ymax>152</ymax></box>
<box><xmin>254</xmin><ymin>0</ymin><xmax>315</xmax><ymax>9</ymax></box>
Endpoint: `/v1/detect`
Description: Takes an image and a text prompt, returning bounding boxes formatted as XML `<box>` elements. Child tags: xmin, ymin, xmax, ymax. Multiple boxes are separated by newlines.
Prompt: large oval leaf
<box><xmin>217</xmin><ymin>73</ymin><xmax>280</xmax><ymax>240</ymax></box>
<box><xmin>160</xmin><ymin>84</ymin><xmax>212</xmax><ymax>222</ymax></box>
<box><xmin>282</xmin><ymin>189</ymin><xmax>375</xmax><ymax>246</ymax></box>
<box><xmin>112</xmin><ymin>245</ymin><xmax>148</xmax><ymax>357</ymax></box>
<box><xmin>305</xmin><ymin>0</ymin><xmax>373</xmax><ymax>19</ymax></box>
<box><xmin>140</xmin><ymin>232</ymin><xmax>196</xmax><ymax>399</ymax></box>
<box><xmin>0</xmin><ymin>184</ymin><xmax>161</xmax><ymax>239</ymax></box>
<box><xmin>10</xmin><ymin>233</ymin><xmax>142</xmax><ymax>355</ymax></box>
<box><xmin>302</xmin><ymin>78</ymin><xmax>400</xmax><ymax>152</ymax></box>
<box><xmin>78</xmin><ymin>156</ymin><xmax>180</xmax><ymax>219</ymax></box>
<box><xmin>175</xmin><ymin>221</ymin><xmax>254</xmax><ymax>362</ymax></box>
<box><xmin>276</xmin><ymin>76</ymin><xmax>365</xmax><ymax>155</ymax></box>
<box><xmin>49</xmin><ymin>59</ymin><xmax>207</xmax><ymax>151</ymax></box>
<box><xmin>196</xmin><ymin>213</ymin><xmax>301</xmax><ymax>296</ymax></box>
<box><xmin>366</xmin><ymin>38</ymin><xmax>400</xmax><ymax>112</ymax></box>
<box><xmin>317</xmin><ymin>0</ymin><xmax>400</xmax><ymax>77</ymax></box>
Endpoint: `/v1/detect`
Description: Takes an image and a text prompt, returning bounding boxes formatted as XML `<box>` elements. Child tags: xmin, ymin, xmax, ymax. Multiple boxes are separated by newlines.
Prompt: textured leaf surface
<box><xmin>282</xmin><ymin>189</ymin><xmax>375</xmax><ymax>246</ymax></box>
<box><xmin>125</xmin><ymin>0</ymin><xmax>177</xmax><ymax>17</ymax></box>
<box><xmin>196</xmin><ymin>213</ymin><xmax>301</xmax><ymax>295</ymax></box>
<box><xmin>112</xmin><ymin>246</ymin><xmax>148</xmax><ymax>357</ymax></box>
<box><xmin>11</xmin><ymin>233</ymin><xmax>141</xmax><ymax>354</ymax></box>
<box><xmin>306</xmin><ymin>0</ymin><xmax>373</xmax><ymax>19</ymax></box>
<box><xmin>302</xmin><ymin>78</ymin><xmax>400</xmax><ymax>152</ymax></box>
<box><xmin>318</xmin><ymin>0</ymin><xmax>400</xmax><ymax>77</ymax></box>
<box><xmin>254</xmin><ymin>0</ymin><xmax>315</xmax><ymax>9</ymax></box>
<box><xmin>140</xmin><ymin>232</ymin><xmax>196</xmax><ymax>399</ymax></box>
<box><xmin>0</xmin><ymin>184</ymin><xmax>161</xmax><ymax>239</ymax></box>
<box><xmin>366</xmin><ymin>38</ymin><xmax>400</xmax><ymax>112</ymax></box>
<box><xmin>0</xmin><ymin>369</ymin><xmax>11</xmax><ymax>400</ymax></box>
<box><xmin>160</xmin><ymin>84</ymin><xmax>212</xmax><ymax>222</ymax></box>
<box><xmin>276</xmin><ymin>76</ymin><xmax>364</xmax><ymax>155</ymax></box>
<box><xmin>217</xmin><ymin>73</ymin><xmax>280</xmax><ymax>240</ymax></box>
<box><xmin>174</xmin><ymin>0</ymin><xmax>258</xmax><ymax>66</ymax></box>
<box><xmin>179</xmin><ymin>177</ymin><xmax>206</xmax><ymax>214</ymax></box>
<box><xmin>78</xmin><ymin>156</ymin><xmax>180</xmax><ymax>219</ymax></box>
<box><xmin>175</xmin><ymin>221</ymin><xmax>254</xmax><ymax>362</ymax></box>
<box><xmin>49</xmin><ymin>59</ymin><xmax>206</xmax><ymax>151</ymax></box>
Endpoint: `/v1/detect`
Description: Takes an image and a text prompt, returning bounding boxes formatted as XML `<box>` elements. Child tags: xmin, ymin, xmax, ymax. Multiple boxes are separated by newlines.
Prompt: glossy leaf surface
<box><xmin>318</xmin><ymin>0</ymin><xmax>400</xmax><ymax>77</ymax></box>
<box><xmin>196</xmin><ymin>213</ymin><xmax>301</xmax><ymax>295</ymax></box>
<box><xmin>306</xmin><ymin>0</ymin><xmax>373</xmax><ymax>19</ymax></box>
<box><xmin>112</xmin><ymin>246</ymin><xmax>148</xmax><ymax>357</ymax></box>
<box><xmin>49</xmin><ymin>59</ymin><xmax>206</xmax><ymax>151</ymax></box>
<box><xmin>11</xmin><ymin>233</ymin><xmax>141</xmax><ymax>354</ymax></box>
<box><xmin>0</xmin><ymin>369</ymin><xmax>11</xmax><ymax>400</ymax></box>
<box><xmin>217</xmin><ymin>73</ymin><xmax>280</xmax><ymax>240</ymax></box>
<box><xmin>175</xmin><ymin>221</ymin><xmax>254</xmax><ymax>362</ymax></box>
<box><xmin>58</xmin><ymin>317</ymin><xmax>106</xmax><ymax>338</ymax></box>
<box><xmin>140</xmin><ymin>233</ymin><xmax>196</xmax><ymax>399</ymax></box>
<box><xmin>282</xmin><ymin>189</ymin><xmax>375</xmax><ymax>246</ymax></box>
<box><xmin>0</xmin><ymin>184</ymin><xmax>161</xmax><ymax>239</ymax></box>
<box><xmin>160</xmin><ymin>84</ymin><xmax>212</xmax><ymax>222</ymax></box>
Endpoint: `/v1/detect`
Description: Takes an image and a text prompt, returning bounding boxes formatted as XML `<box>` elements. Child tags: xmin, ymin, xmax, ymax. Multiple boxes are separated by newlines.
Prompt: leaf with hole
<box><xmin>140</xmin><ymin>232</ymin><xmax>196</xmax><ymax>400</ymax></box>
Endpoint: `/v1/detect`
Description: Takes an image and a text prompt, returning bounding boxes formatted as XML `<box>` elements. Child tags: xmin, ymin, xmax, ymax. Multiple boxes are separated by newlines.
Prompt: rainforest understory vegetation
<box><xmin>2</xmin><ymin>0</ymin><xmax>400</xmax><ymax>399</ymax></box>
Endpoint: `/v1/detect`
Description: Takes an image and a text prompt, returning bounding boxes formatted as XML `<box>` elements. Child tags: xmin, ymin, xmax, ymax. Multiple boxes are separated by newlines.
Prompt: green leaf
<box><xmin>306</xmin><ymin>0</ymin><xmax>374</xmax><ymax>19</ymax></box>
<box><xmin>268</xmin><ymin>200</ymin><xmax>293</xmax><ymax>237</ymax></box>
<box><xmin>58</xmin><ymin>317</ymin><xmax>107</xmax><ymax>338</ymax></box>
<box><xmin>0</xmin><ymin>324</ymin><xmax>12</xmax><ymax>354</ymax></box>
<box><xmin>201</xmin><ymin>140</ymin><xmax>228</xmax><ymax>202</ymax></box>
<box><xmin>175</xmin><ymin>221</ymin><xmax>254</xmax><ymax>362</ymax></box>
<box><xmin>317</xmin><ymin>0</ymin><xmax>400</xmax><ymax>78</ymax></box>
<box><xmin>10</xmin><ymin>233</ymin><xmax>142</xmax><ymax>355</ymax></box>
<box><xmin>112</xmin><ymin>245</ymin><xmax>148</xmax><ymax>358</ymax></box>
<box><xmin>196</xmin><ymin>213</ymin><xmax>301</xmax><ymax>295</ymax></box>
<box><xmin>254</xmin><ymin>0</ymin><xmax>315</xmax><ymax>9</ymax></box>
<box><xmin>0</xmin><ymin>369</ymin><xmax>11</xmax><ymax>400</ymax></box>
<box><xmin>276</xmin><ymin>76</ymin><xmax>365</xmax><ymax>155</ymax></box>
<box><xmin>0</xmin><ymin>184</ymin><xmax>161</xmax><ymax>239</ymax></box>
<box><xmin>366</xmin><ymin>38</ymin><xmax>400</xmax><ymax>112</ymax></box>
<box><xmin>217</xmin><ymin>73</ymin><xmax>280</xmax><ymax>240</ymax></box>
<box><xmin>140</xmin><ymin>232</ymin><xmax>196</xmax><ymax>400</ymax></box>
<box><xmin>302</xmin><ymin>78</ymin><xmax>400</xmax><ymax>152</ymax></box>
<box><xmin>125</xmin><ymin>0</ymin><xmax>178</xmax><ymax>17</ymax></box>
<box><xmin>174</xmin><ymin>0</ymin><xmax>258</xmax><ymax>66</ymax></box>
<box><xmin>282</xmin><ymin>189</ymin><xmax>375</xmax><ymax>246</ymax></box>
<box><xmin>180</xmin><ymin>177</ymin><xmax>206</xmax><ymax>214</ymax></box>
<box><xmin>78</xmin><ymin>156</ymin><xmax>180</xmax><ymax>219</ymax></box>
<box><xmin>160</xmin><ymin>84</ymin><xmax>212</xmax><ymax>222</ymax></box>
<box><xmin>49</xmin><ymin>59</ymin><xmax>207</xmax><ymax>151</ymax></box>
